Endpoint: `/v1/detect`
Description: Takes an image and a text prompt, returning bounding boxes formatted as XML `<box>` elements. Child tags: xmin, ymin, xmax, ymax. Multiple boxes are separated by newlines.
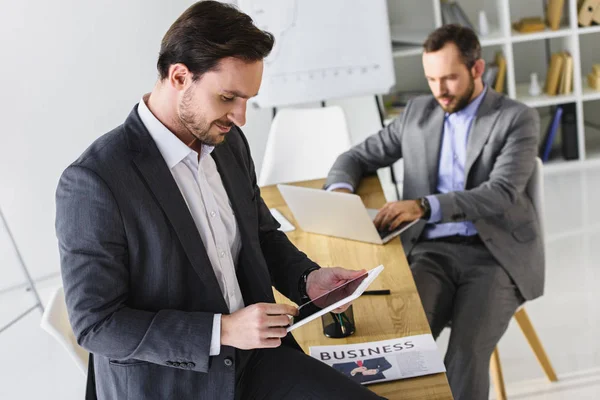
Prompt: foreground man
<box><xmin>56</xmin><ymin>2</ymin><xmax>383</xmax><ymax>399</ymax></box>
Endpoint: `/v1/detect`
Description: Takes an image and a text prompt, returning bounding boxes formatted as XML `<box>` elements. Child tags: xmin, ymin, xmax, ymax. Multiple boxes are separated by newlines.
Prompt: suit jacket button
<box><xmin>172</xmin><ymin>362</ymin><xmax>181</xmax><ymax>367</ymax></box>
<box><xmin>224</xmin><ymin>357</ymin><xmax>233</xmax><ymax>367</ymax></box>
<box><xmin>188</xmin><ymin>362</ymin><xmax>196</xmax><ymax>369</ymax></box>
<box><xmin>411</xmin><ymin>238</ymin><xmax>416</xmax><ymax>244</ymax></box>
<box><xmin>166</xmin><ymin>361</ymin><xmax>173</xmax><ymax>366</ymax></box>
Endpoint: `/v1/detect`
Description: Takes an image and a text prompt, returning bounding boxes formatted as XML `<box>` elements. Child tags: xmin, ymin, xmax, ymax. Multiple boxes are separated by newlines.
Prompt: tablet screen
<box><xmin>292</xmin><ymin>271</ymin><xmax>369</xmax><ymax>325</ymax></box>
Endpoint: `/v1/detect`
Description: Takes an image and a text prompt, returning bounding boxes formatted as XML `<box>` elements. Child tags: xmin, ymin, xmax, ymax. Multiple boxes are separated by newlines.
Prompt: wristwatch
<box><xmin>298</xmin><ymin>266</ymin><xmax>320</xmax><ymax>303</ymax></box>
<box><xmin>419</xmin><ymin>197</ymin><xmax>431</xmax><ymax>220</ymax></box>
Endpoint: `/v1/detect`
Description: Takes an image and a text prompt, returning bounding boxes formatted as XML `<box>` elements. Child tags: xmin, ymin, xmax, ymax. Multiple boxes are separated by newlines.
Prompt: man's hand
<box><xmin>373</xmin><ymin>200</ymin><xmax>423</xmax><ymax>231</ymax></box>
<box><xmin>305</xmin><ymin>267</ymin><xmax>366</xmax><ymax>313</ymax></box>
<box><xmin>221</xmin><ymin>303</ymin><xmax>297</xmax><ymax>350</ymax></box>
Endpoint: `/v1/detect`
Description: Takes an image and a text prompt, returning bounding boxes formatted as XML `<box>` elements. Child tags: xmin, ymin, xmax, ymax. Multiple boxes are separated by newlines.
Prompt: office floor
<box><xmin>1</xmin><ymin>164</ymin><xmax>600</xmax><ymax>399</ymax></box>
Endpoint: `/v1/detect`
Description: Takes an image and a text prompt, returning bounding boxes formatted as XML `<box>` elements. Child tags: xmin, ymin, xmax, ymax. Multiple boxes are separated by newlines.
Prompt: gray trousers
<box><xmin>408</xmin><ymin>239</ymin><xmax>524</xmax><ymax>400</ymax></box>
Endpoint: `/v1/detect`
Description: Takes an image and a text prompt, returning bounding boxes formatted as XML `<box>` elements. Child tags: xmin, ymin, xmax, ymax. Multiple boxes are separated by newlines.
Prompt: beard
<box><xmin>178</xmin><ymin>87</ymin><xmax>232</xmax><ymax>147</ymax></box>
<box><xmin>437</xmin><ymin>75</ymin><xmax>475</xmax><ymax>114</ymax></box>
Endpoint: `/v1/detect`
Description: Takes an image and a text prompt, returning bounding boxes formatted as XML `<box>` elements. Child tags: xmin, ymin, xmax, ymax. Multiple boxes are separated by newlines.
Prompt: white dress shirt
<box><xmin>138</xmin><ymin>95</ymin><xmax>244</xmax><ymax>356</ymax></box>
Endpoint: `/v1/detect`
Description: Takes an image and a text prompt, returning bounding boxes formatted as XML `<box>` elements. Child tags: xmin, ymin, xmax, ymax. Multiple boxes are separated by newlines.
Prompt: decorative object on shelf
<box><xmin>578</xmin><ymin>0</ymin><xmax>600</xmax><ymax>27</ymax></box>
<box><xmin>546</xmin><ymin>0</ymin><xmax>565</xmax><ymax>31</ymax></box>
<box><xmin>477</xmin><ymin>10</ymin><xmax>490</xmax><ymax>36</ymax></box>
<box><xmin>493</xmin><ymin>52</ymin><xmax>507</xmax><ymax>93</ymax></box>
<box><xmin>545</xmin><ymin>52</ymin><xmax>565</xmax><ymax>96</ymax></box>
<box><xmin>588</xmin><ymin>64</ymin><xmax>600</xmax><ymax>90</ymax></box>
<box><xmin>513</xmin><ymin>17</ymin><xmax>546</xmax><ymax>33</ymax></box>
<box><xmin>440</xmin><ymin>1</ymin><xmax>474</xmax><ymax>30</ymax></box>
<box><xmin>528</xmin><ymin>73</ymin><xmax>542</xmax><ymax>97</ymax></box>
<box><xmin>594</xmin><ymin>2</ymin><xmax>600</xmax><ymax>24</ymax></box>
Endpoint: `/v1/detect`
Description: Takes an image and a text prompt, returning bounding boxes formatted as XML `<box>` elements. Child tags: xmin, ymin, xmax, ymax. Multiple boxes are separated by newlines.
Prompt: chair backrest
<box><xmin>40</xmin><ymin>287</ymin><xmax>88</xmax><ymax>375</ymax></box>
<box><xmin>258</xmin><ymin>106</ymin><xmax>352</xmax><ymax>187</ymax></box>
<box><xmin>525</xmin><ymin>158</ymin><xmax>544</xmax><ymax>241</ymax></box>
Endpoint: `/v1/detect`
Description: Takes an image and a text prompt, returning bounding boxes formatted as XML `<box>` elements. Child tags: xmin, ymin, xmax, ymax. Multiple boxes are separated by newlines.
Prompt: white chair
<box><xmin>490</xmin><ymin>158</ymin><xmax>558</xmax><ymax>400</ymax></box>
<box><xmin>258</xmin><ymin>106</ymin><xmax>352</xmax><ymax>187</ymax></box>
<box><xmin>40</xmin><ymin>286</ymin><xmax>88</xmax><ymax>376</ymax></box>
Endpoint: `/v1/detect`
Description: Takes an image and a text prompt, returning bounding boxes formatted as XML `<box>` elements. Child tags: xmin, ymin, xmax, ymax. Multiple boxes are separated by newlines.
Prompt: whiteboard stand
<box><xmin>0</xmin><ymin>207</ymin><xmax>44</xmax><ymax>336</ymax></box>
<box><xmin>374</xmin><ymin>95</ymin><xmax>402</xmax><ymax>201</ymax></box>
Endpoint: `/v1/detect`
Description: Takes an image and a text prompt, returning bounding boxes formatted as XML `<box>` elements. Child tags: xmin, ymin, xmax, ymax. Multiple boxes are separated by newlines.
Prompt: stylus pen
<box><xmin>362</xmin><ymin>290</ymin><xmax>391</xmax><ymax>296</ymax></box>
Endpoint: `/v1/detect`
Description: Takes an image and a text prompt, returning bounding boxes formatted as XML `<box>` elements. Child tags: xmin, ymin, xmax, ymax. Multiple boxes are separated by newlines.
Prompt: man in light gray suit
<box><xmin>55</xmin><ymin>2</ymin><xmax>383</xmax><ymax>399</ymax></box>
<box><xmin>326</xmin><ymin>25</ymin><xmax>543</xmax><ymax>399</ymax></box>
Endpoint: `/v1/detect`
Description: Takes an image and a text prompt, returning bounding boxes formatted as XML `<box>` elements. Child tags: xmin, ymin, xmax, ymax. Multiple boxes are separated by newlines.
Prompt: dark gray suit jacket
<box><xmin>56</xmin><ymin>106</ymin><xmax>318</xmax><ymax>399</ymax></box>
<box><xmin>325</xmin><ymin>89</ymin><xmax>544</xmax><ymax>301</ymax></box>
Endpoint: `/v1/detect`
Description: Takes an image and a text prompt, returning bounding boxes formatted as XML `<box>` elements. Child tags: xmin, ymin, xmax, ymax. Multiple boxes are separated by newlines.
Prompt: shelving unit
<box><xmin>386</xmin><ymin>0</ymin><xmax>600</xmax><ymax>173</ymax></box>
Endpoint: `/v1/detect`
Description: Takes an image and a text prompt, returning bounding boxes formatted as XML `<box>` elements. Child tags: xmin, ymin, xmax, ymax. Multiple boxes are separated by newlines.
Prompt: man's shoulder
<box><xmin>69</xmin><ymin>125</ymin><xmax>128</xmax><ymax>173</ymax></box>
<box><xmin>488</xmin><ymin>90</ymin><xmax>532</xmax><ymax>115</ymax></box>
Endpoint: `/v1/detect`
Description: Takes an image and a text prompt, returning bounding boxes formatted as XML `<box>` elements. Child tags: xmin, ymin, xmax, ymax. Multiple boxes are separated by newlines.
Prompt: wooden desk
<box><xmin>262</xmin><ymin>176</ymin><xmax>453</xmax><ymax>400</ymax></box>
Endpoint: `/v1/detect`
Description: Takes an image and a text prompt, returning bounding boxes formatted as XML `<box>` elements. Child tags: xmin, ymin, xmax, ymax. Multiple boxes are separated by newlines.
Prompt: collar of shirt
<box><xmin>137</xmin><ymin>94</ymin><xmax>215</xmax><ymax>169</ymax></box>
<box><xmin>445</xmin><ymin>85</ymin><xmax>488</xmax><ymax>123</ymax></box>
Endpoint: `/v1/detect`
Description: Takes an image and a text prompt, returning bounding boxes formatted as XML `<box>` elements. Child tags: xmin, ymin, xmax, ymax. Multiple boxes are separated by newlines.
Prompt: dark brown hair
<box><xmin>157</xmin><ymin>1</ymin><xmax>275</xmax><ymax>81</ymax></box>
<box><xmin>423</xmin><ymin>24</ymin><xmax>481</xmax><ymax>69</ymax></box>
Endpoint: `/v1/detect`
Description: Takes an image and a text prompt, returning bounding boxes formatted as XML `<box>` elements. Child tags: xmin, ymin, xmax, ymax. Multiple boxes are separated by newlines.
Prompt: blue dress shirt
<box><xmin>423</xmin><ymin>87</ymin><xmax>487</xmax><ymax>238</ymax></box>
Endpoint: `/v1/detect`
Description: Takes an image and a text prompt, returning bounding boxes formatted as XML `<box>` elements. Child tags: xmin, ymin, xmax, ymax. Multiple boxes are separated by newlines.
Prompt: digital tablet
<box><xmin>286</xmin><ymin>265</ymin><xmax>384</xmax><ymax>332</ymax></box>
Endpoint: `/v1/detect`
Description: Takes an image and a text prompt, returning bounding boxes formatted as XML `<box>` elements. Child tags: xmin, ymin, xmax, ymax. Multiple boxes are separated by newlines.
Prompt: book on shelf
<box><xmin>441</xmin><ymin>1</ymin><xmax>474</xmax><ymax>30</ymax></box>
<box><xmin>545</xmin><ymin>53</ymin><xmax>565</xmax><ymax>96</ymax></box>
<box><xmin>587</xmin><ymin>64</ymin><xmax>600</xmax><ymax>90</ymax></box>
<box><xmin>561</xmin><ymin>103</ymin><xmax>579</xmax><ymax>160</ymax></box>
<box><xmin>540</xmin><ymin>106</ymin><xmax>564</xmax><ymax>162</ymax></box>
<box><xmin>513</xmin><ymin>17</ymin><xmax>546</xmax><ymax>33</ymax></box>
<box><xmin>493</xmin><ymin>52</ymin><xmax>506</xmax><ymax>94</ymax></box>
<box><xmin>559</xmin><ymin>52</ymin><xmax>573</xmax><ymax>95</ymax></box>
<box><xmin>578</xmin><ymin>0</ymin><xmax>600</xmax><ymax>27</ymax></box>
<box><xmin>546</xmin><ymin>0</ymin><xmax>565</xmax><ymax>30</ymax></box>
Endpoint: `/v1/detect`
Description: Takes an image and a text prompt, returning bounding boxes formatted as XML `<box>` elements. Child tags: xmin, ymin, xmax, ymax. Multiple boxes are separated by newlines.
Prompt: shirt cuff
<box><xmin>326</xmin><ymin>182</ymin><xmax>354</xmax><ymax>192</ymax></box>
<box><xmin>425</xmin><ymin>195</ymin><xmax>442</xmax><ymax>223</ymax></box>
<box><xmin>210</xmin><ymin>314</ymin><xmax>221</xmax><ymax>356</ymax></box>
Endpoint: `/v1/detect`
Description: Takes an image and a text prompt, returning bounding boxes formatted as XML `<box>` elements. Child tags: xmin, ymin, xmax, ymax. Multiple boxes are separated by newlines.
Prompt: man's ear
<box><xmin>471</xmin><ymin>59</ymin><xmax>486</xmax><ymax>80</ymax></box>
<box><xmin>168</xmin><ymin>63</ymin><xmax>192</xmax><ymax>91</ymax></box>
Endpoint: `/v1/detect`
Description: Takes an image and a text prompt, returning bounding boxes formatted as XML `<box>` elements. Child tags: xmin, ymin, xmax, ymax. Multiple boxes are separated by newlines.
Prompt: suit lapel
<box><xmin>211</xmin><ymin>141</ymin><xmax>254</xmax><ymax>236</ymax></box>
<box><xmin>465</xmin><ymin>90</ymin><xmax>502</xmax><ymax>179</ymax></box>
<box><xmin>211</xmin><ymin>138</ymin><xmax>275</xmax><ymax>304</ymax></box>
<box><xmin>419</xmin><ymin>102</ymin><xmax>445</xmax><ymax>193</ymax></box>
<box><xmin>126</xmin><ymin>108</ymin><xmax>228</xmax><ymax>312</ymax></box>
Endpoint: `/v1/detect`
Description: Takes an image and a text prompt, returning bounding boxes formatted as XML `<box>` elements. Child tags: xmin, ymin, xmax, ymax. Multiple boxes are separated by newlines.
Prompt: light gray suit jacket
<box><xmin>56</xmin><ymin>106</ymin><xmax>318</xmax><ymax>399</ymax></box>
<box><xmin>325</xmin><ymin>89</ymin><xmax>544</xmax><ymax>301</ymax></box>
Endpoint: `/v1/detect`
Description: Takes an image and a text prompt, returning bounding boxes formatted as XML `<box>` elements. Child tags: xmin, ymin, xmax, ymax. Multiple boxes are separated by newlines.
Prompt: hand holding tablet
<box><xmin>287</xmin><ymin>265</ymin><xmax>385</xmax><ymax>332</ymax></box>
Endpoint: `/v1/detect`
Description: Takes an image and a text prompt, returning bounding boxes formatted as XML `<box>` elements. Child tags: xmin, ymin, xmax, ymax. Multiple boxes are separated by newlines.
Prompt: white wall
<box><xmin>0</xmin><ymin>0</ymin><xmax>200</xmax><ymax>288</ymax></box>
<box><xmin>0</xmin><ymin>0</ymin><xmax>385</xmax><ymax>288</ymax></box>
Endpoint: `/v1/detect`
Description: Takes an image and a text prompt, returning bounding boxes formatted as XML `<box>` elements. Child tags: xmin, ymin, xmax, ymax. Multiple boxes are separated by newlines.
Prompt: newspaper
<box><xmin>309</xmin><ymin>334</ymin><xmax>445</xmax><ymax>385</ymax></box>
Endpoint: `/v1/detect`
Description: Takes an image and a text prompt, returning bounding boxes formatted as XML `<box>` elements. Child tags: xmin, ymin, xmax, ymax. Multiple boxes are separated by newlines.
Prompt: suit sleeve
<box><xmin>236</xmin><ymin>128</ymin><xmax>320</xmax><ymax>305</ymax></box>
<box><xmin>433</xmin><ymin>106</ymin><xmax>540</xmax><ymax>223</ymax></box>
<box><xmin>324</xmin><ymin>100</ymin><xmax>410</xmax><ymax>190</ymax></box>
<box><xmin>56</xmin><ymin>165</ymin><xmax>214</xmax><ymax>373</ymax></box>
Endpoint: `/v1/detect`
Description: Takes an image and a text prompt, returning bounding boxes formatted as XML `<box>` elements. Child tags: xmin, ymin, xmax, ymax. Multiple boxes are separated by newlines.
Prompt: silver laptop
<box><xmin>277</xmin><ymin>184</ymin><xmax>418</xmax><ymax>244</ymax></box>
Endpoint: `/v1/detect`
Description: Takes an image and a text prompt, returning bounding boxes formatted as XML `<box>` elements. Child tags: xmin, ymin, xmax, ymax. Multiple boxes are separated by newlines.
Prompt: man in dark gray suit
<box><xmin>55</xmin><ymin>2</ymin><xmax>383</xmax><ymax>399</ymax></box>
<box><xmin>326</xmin><ymin>25</ymin><xmax>543</xmax><ymax>399</ymax></box>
